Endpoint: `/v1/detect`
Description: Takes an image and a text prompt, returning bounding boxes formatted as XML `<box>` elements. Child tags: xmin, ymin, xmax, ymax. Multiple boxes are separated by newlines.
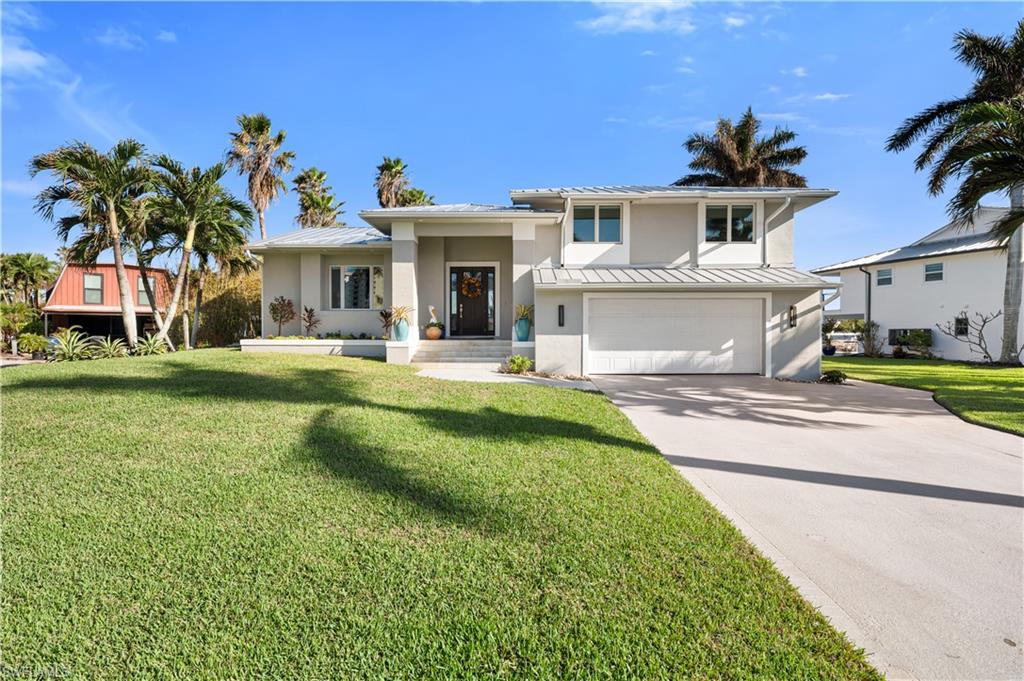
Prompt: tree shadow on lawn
<box><xmin>10</xmin><ymin>363</ymin><xmax>658</xmax><ymax>531</ymax></box>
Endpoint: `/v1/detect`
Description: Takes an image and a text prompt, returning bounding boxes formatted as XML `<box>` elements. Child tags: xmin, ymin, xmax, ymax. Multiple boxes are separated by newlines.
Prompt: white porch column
<box><xmin>387</xmin><ymin>221</ymin><xmax>418</xmax><ymax>364</ymax></box>
<box><xmin>299</xmin><ymin>252</ymin><xmax>321</xmax><ymax>329</ymax></box>
<box><xmin>512</xmin><ymin>220</ymin><xmax>536</xmax><ymax>352</ymax></box>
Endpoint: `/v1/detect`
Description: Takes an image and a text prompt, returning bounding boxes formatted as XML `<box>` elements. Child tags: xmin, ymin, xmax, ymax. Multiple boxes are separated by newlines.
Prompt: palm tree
<box><xmin>674</xmin><ymin>107</ymin><xmax>808</xmax><ymax>187</ymax></box>
<box><xmin>226</xmin><ymin>113</ymin><xmax>294</xmax><ymax>240</ymax></box>
<box><xmin>886</xmin><ymin>21</ymin><xmax>1024</xmax><ymax>364</ymax></box>
<box><xmin>152</xmin><ymin>156</ymin><xmax>254</xmax><ymax>345</ymax></box>
<box><xmin>375</xmin><ymin>156</ymin><xmax>410</xmax><ymax>208</ymax></box>
<box><xmin>31</xmin><ymin>140</ymin><xmax>153</xmax><ymax>347</ymax></box>
<box><xmin>0</xmin><ymin>253</ymin><xmax>55</xmax><ymax>306</ymax></box>
<box><xmin>398</xmin><ymin>187</ymin><xmax>435</xmax><ymax>207</ymax></box>
<box><xmin>188</xmin><ymin>210</ymin><xmax>255</xmax><ymax>348</ymax></box>
<box><xmin>292</xmin><ymin>167</ymin><xmax>345</xmax><ymax>228</ymax></box>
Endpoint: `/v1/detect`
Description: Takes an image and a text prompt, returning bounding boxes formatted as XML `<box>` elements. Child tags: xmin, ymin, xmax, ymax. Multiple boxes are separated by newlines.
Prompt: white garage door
<box><xmin>587</xmin><ymin>297</ymin><xmax>763</xmax><ymax>374</ymax></box>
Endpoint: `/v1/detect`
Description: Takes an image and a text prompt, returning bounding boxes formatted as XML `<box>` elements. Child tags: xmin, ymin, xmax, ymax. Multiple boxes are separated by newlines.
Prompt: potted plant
<box><xmin>514</xmin><ymin>304</ymin><xmax>533</xmax><ymax>342</ymax></box>
<box><xmin>822</xmin><ymin>316</ymin><xmax>838</xmax><ymax>356</ymax></box>
<box><xmin>386</xmin><ymin>305</ymin><xmax>413</xmax><ymax>341</ymax></box>
<box><xmin>424</xmin><ymin>320</ymin><xmax>444</xmax><ymax>340</ymax></box>
<box><xmin>17</xmin><ymin>332</ymin><xmax>48</xmax><ymax>360</ymax></box>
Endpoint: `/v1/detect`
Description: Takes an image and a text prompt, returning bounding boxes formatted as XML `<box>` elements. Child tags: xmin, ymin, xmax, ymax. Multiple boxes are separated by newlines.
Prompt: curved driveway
<box><xmin>593</xmin><ymin>375</ymin><xmax>1023</xmax><ymax>681</ymax></box>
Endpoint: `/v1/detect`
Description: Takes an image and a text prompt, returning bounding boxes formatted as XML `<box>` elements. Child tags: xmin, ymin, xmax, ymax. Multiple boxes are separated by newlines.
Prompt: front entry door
<box><xmin>450</xmin><ymin>266</ymin><xmax>496</xmax><ymax>336</ymax></box>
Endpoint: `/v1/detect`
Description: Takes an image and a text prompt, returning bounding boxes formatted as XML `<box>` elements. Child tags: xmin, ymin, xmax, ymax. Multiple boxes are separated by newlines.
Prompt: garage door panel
<box><xmin>587</xmin><ymin>297</ymin><xmax>762</xmax><ymax>374</ymax></box>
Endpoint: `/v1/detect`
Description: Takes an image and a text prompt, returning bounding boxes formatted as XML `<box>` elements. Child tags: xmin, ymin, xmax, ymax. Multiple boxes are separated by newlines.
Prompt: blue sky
<box><xmin>2</xmin><ymin>1</ymin><xmax>1018</xmax><ymax>270</ymax></box>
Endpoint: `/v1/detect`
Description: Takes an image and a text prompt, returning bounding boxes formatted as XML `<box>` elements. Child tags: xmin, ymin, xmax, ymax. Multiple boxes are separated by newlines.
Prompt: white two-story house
<box><xmin>812</xmin><ymin>206</ymin><xmax>1023</xmax><ymax>361</ymax></box>
<box><xmin>248</xmin><ymin>185</ymin><xmax>837</xmax><ymax>380</ymax></box>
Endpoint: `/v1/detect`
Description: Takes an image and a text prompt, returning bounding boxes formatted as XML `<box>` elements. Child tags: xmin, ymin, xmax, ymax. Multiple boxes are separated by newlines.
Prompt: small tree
<box><xmin>858</xmin><ymin>320</ymin><xmax>884</xmax><ymax>357</ymax></box>
<box><xmin>269</xmin><ymin>296</ymin><xmax>296</xmax><ymax>336</ymax></box>
<box><xmin>937</xmin><ymin>309</ymin><xmax>1002</xmax><ymax>363</ymax></box>
<box><xmin>302</xmin><ymin>306</ymin><xmax>321</xmax><ymax>336</ymax></box>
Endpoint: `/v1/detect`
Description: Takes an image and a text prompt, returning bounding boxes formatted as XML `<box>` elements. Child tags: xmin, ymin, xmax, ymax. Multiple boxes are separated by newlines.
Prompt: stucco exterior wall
<box><xmin>764</xmin><ymin>201</ymin><xmax>795</xmax><ymax>267</ymax></box>
<box><xmin>316</xmin><ymin>251</ymin><xmax>392</xmax><ymax>338</ymax></box>
<box><xmin>771</xmin><ymin>289</ymin><xmax>822</xmax><ymax>380</ymax></box>
<box><xmin>416</xmin><ymin>237</ymin><xmax>445</xmax><ymax>328</ymax></box>
<box><xmin>629</xmin><ymin>203</ymin><xmax>697</xmax><ymax>266</ymax></box>
<box><xmin>443</xmin><ymin>236</ymin><xmax>513</xmax><ymax>339</ymax></box>
<box><xmin>533</xmin><ymin>224</ymin><xmax>561</xmax><ymax>266</ymax></box>
<box><xmin>534</xmin><ymin>289</ymin><xmax>583</xmax><ymax>375</ymax></box>
<box><xmin>262</xmin><ymin>253</ymin><xmax>302</xmax><ymax>336</ymax></box>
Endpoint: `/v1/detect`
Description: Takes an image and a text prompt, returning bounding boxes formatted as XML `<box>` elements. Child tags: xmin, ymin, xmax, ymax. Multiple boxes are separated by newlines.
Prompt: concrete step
<box><xmin>413</xmin><ymin>361</ymin><xmax>504</xmax><ymax>371</ymax></box>
<box><xmin>413</xmin><ymin>351</ymin><xmax>512</xmax><ymax>359</ymax></box>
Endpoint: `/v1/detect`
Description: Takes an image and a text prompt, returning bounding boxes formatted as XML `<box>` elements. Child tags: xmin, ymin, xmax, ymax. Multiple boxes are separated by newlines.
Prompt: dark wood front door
<box><xmin>450</xmin><ymin>266</ymin><xmax>495</xmax><ymax>336</ymax></box>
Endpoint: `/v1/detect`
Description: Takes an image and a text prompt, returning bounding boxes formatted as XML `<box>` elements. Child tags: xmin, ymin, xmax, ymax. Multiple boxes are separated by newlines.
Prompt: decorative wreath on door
<box><xmin>460</xmin><ymin>275</ymin><xmax>483</xmax><ymax>299</ymax></box>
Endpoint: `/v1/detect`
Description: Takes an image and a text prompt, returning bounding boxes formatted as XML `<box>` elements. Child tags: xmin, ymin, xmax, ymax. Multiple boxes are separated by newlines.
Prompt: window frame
<box><xmin>137</xmin><ymin>275</ymin><xmax>155</xmax><ymax>307</ymax></box>
<box><xmin>329</xmin><ymin>265</ymin><xmax>385</xmax><ymax>311</ymax></box>
<box><xmin>572</xmin><ymin>203</ymin><xmax>623</xmax><ymax>244</ymax></box>
<box><xmin>924</xmin><ymin>262</ymin><xmax>944</xmax><ymax>282</ymax></box>
<box><xmin>704</xmin><ymin>204</ymin><xmax>756</xmax><ymax>244</ymax></box>
<box><xmin>83</xmin><ymin>272</ymin><xmax>103</xmax><ymax>305</ymax></box>
<box><xmin>954</xmin><ymin>315</ymin><xmax>969</xmax><ymax>337</ymax></box>
<box><xmin>876</xmin><ymin>268</ymin><xmax>893</xmax><ymax>286</ymax></box>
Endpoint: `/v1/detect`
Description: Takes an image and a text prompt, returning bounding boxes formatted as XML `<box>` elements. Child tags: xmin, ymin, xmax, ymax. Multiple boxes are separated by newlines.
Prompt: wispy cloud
<box><xmin>640</xmin><ymin>49</ymin><xmax>656</xmax><ymax>57</ymax></box>
<box><xmin>675</xmin><ymin>65</ymin><xmax>695</xmax><ymax>74</ymax></box>
<box><xmin>155</xmin><ymin>29</ymin><xmax>177</xmax><ymax>43</ymax></box>
<box><xmin>579</xmin><ymin>2</ymin><xmax>696</xmax><ymax>36</ymax></box>
<box><xmin>723</xmin><ymin>13</ymin><xmax>750</xmax><ymax>29</ymax></box>
<box><xmin>780</xmin><ymin>66</ymin><xmax>808</xmax><ymax>78</ymax></box>
<box><xmin>757</xmin><ymin>112</ymin><xmax>804</xmax><ymax>122</ymax></box>
<box><xmin>813</xmin><ymin>92</ymin><xmax>851</xmax><ymax>102</ymax></box>
<box><xmin>94</xmin><ymin>26</ymin><xmax>145</xmax><ymax>50</ymax></box>
<box><xmin>2</xmin><ymin>4</ymin><xmax>45</xmax><ymax>30</ymax></box>
<box><xmin>604</xmin><ymin>116</ymin><xmax>629</xmax><ymax>124</ymax></box>
<box><xmin>642</xmin><ymin>115</ymin><xmax>714</xmax><ymax>131</ymax></box>
<box><xmin>2</xmin><ymin>178</ymin><xmax>45</xmax><ymax>198</ymax></box>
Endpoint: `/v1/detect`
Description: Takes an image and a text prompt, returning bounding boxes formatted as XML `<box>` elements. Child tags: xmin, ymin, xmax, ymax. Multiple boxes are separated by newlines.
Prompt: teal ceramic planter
<box><xmin>393</xmin><ymin>319</ymin><xmax>410</xmax><ymax>342</ymax></box>
<box><xmin>514</xmin><ymin>318</ymin><xmax>531</xmax><ymax>342</ymax></box>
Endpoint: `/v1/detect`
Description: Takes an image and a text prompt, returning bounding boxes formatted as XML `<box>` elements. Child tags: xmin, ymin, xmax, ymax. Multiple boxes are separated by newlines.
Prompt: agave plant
<box><xmin>50</xmin><ymin>326</ymin><xmax>93</xmax><ymax>362</ymax></box>
<box><xmin>90</xmin><ymin>336</ymin><xmax>129</xmax><ymax>359</ymax></box>
<box><xmin>135</xmin><ymin>333</ymin><xmax>168</xmax><ymax>356</ymax></box>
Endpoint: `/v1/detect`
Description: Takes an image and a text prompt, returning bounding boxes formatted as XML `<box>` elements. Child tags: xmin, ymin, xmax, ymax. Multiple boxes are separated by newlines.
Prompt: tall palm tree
<box><xmin>1</xmin><ymin>253</ymin><xmax>55</xmax><ymax>306</ymax></box>
<box><xmin>152</xmin><ymin>156</ymin><xmax>253</xmax><ymax>345</ymax></box>
<box><xmin>226</xmin><ymin>113</ymin><xmax>294</xmax><ymax>240</ymax></box>
<box><xmin>31</xmin><ymin>140</ymin><xmax>153</xmax><ymax>347</ymax></box>
<box><xmin>188</xmin><ymin>210</ymin><xmax>255</xmax><ymax>348</ymax></box>
<box><xmin>375</xmin><ymin>156</ymin><xmax>410</xmax><ymax>208</ymax></box>
<box><xmin>887</xmin><ymin>21</ymin><xmax>1024</xmax><ymax>364</ymax></box>
<box><xmin>398</xmin><ymin>187</ymin><xmax>435</xmax><ymax>207</ymax></box>
<box><xmin>292</xmin><ymin>167</ymin><xmax>345</xmax><ymax>228</ymax></box>
<box><xmin>674</xmin><ymin>107</ymin><xmax>808</xmax><ymax>187</ymax></box>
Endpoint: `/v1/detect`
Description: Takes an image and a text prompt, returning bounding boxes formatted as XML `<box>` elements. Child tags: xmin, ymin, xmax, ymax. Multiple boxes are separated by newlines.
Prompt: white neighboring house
<box><xmin>811</xmin><ymin>206</ymin><xmax>1023</xmax><ymax>362</ymax></box>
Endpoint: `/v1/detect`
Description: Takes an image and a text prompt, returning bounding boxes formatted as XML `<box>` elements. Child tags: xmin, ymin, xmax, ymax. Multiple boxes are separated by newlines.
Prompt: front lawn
<box><xmin>824</xmin><ymin>356</ymin><xmax>1024</xmax><ymax>436</ymax></box>
<box><xmin>3</xmin><ymin>350</ymin><xmax>878</xmax><ymax>679</ymax></box>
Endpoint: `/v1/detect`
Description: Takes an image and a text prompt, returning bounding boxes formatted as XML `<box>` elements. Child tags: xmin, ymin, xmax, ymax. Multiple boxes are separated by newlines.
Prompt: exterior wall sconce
<box><xmin>788</xmin><ymin>305</ymin><xmax>798</xmax><ymax>328</ymax></box>
<box><xmin>558</xmin><ymin>304</ymin><xmax>565</xmax><ymax>327</ymax></box>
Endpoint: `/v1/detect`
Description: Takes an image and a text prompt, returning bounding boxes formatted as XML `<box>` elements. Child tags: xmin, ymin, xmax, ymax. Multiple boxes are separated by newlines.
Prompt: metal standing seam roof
<box><xmin>810</xmin><ymin>231</ymin><xmax>1006</xmax><ymax>274</ymax></box>
<box><xmin>510</xmin><ymin>185</ymin><xmax>838</xmax><ymax>198</ymax></box>
<box><xmin>248</xmin><ymin>226</ymin><xmax>391</xmax><ymax>251</ymax></box>
<box><xmin>532</xmin><ymin>266</ymin><xmax>832</xmax><ymax>289</ymax></box>
<box><xmin>359</xmin><ymin>203</ymin><xmax>560</xmax><ymax>216</ymax></box>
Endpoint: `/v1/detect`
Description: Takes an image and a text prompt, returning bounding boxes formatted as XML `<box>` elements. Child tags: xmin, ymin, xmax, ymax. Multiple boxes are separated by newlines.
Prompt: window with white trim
<box><xmin>876</xmin><ymin>268</ymin><xmax>893</xmax><ymax>286</ymax></box>
<box><xmin>83</xmin><ymin>273</ymin><xmax>103</xmax><ymax>304</ymax></box>
<box><xmin>573</xmin><ymin>204</ymin><xmax>621</xmax><ymax>243</ymax></box>
<box><xmin>954</xmin><ymin>315</ymin><xmax>968</xmax><ymax>337</ymax></box>
<box><xmin>924</xmin><ymin>262</ymin><xmax>943</xmax><ymax>282</ymax></box>
<box><xmin>137</xmin><ymin>276</ymin><xmax>155</xmax><ymax>306</ymax></box>
<box><xmin>705</xmin><ymin>204</ymin><xmax>754</xmax><ymax>243</ymax></box>
<box><xmin>330</xmin><ymin>266</ymin><xmax>384</xmax><ymax>310</ymax></box>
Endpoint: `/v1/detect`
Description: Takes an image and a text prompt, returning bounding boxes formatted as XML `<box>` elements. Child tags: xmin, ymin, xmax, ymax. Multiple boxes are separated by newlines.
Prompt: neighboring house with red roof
<box><xmin>43</xmin><ymin>263</ymin><xmax>171</xmax><ymax>338</ymax></box>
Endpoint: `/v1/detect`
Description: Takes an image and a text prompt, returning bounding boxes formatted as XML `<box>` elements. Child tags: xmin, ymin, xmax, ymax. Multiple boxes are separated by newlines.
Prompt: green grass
<box><xmin>824</xmin><ymin>356</ymin><xmax>1024</xmax><ymax>436</ymax></box>
<box><xmin>3</xmin><ymin>350</ymin><xmax>879</xmax><ymax>679</ymax></box>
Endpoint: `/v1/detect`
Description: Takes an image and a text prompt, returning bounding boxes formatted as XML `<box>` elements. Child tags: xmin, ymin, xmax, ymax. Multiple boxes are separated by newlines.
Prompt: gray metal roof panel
<box><xmin>811</xmin><ymin>231</ymin><xmax>1005</xmax><ymax>274</ymax></box>
<box><xmin>532</xmin><ymin>266</ymin><xmax>830</xmax><ymax>289</ymax></box>
<box><xmin>511</xmin><ymin>185</ymin><xmax>837</xmax><ymax>197</ymax></box>
<box><xmin>249</xmin><ymin>226</ymin><xmax>391</xmax><ymax>251</ymax></box>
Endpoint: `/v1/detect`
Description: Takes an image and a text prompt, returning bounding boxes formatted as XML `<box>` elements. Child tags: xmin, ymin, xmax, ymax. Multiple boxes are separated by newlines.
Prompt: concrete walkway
<box><xmin>592</xmin><ymin>374</ymin><xmax>1023</xmax><ymax>681</ymax></box>
<box><xmin>415</xmin><ymin>366</ymin><xmax>597</xmax><ymax>391</ymax></box>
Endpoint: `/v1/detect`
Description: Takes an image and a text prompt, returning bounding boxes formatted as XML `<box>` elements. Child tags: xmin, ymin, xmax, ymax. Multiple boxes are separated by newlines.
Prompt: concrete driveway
<box><xmin>593</xmin><ymin>375</ymin><xmax>1023</xmax><ymax>681</ymax></box>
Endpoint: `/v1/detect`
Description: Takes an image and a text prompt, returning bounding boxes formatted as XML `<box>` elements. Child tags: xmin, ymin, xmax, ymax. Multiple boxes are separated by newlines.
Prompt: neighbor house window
<box><xmin>924</xmin><ymin>262</ymin><xmax>943</xmax><ymax>282</ymax></box>
<box><xmin>954</xmin><ymin>315</ymin><xmax>968</xmax><ymax>337</ymax></box>
<box><xmin>876</xmin><ymin>268</ymin><xmax>893</xmax><ymax>286</ymax></box>
<box><xmin>705</xmin><ymin>204</ymin><xmax>755</xmax><ymax>243</ymax></box>
<box><xmin>330</xmin><ymin>265</ymin><xmax>384</xmax><ymax>310</ymax></box>
<box><xmin>83</xmin><ymin>273</ymin><xmax>103</xmax><ymax>304</ymax></box>
<box><xmin>137</xmin><ymin>276</ymin><xmax>155</xmax><ymax>306</ymax></box>
<box><xmin>573</xmin><ymin>205</ymin><xmax>621</xmax><ymax>243</ymax></box>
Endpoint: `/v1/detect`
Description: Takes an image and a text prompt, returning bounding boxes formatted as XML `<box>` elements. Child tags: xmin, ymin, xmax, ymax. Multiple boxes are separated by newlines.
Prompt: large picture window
<box><xmin>573</xmin><ymin>204</ymin><xmax>621</xmax><ymax>243</ymax></box>
<box><xmin>330</xmin><ymin>265</ymin><xmax>384</xmax><ymax>310</ymax></box>
<box><xmin>83</xmin><ymin>273</ymin><xmax>103</xmax><ymax>304</ymax></box>
<box><xmin>705</xmin><ymin>204</ymin><xmax>755</xmax><ymax>243</ymax></box>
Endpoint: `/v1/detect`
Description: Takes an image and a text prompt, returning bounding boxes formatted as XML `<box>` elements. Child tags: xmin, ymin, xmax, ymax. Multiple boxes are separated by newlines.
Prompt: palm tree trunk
<box><xmin>156</xmin><ymin>222</ymin><xmax>196</xmax><ymax>343</ymax></box>
<box><xmin>258</xmin><ymin>210</ymin><xmax>267</xmax><ymax>241</ymax></box>
<box><xmin>189</xmin><ymin>263</ymin><xmax>206</xmax><ymax>349</ymax></box>
<box><xmin>182</xmin><ymin>272</ymin><xmax>191</xmax><ymax>351</ymax></box>
<box><xmin>999</xmin><ymin>185</ymin><xmax>1023</xmax><ymax>365</ymax></box>
<box><xmin>108</xmin><ymin>210</ymin><xmax>138</xmax><ymax>348</ymax></box>
<box><xmin>136</xmin><ymin>256</ymin><xmax>175</xmax><ymax>352</ymax></box>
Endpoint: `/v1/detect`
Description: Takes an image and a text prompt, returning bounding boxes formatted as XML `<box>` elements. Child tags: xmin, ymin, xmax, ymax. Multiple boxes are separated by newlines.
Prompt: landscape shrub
<box><xmin>502</xmin><ymin>354</ymin><xmax>533</xmax><ymax>374</ymax></box>
<box><xmin>819</xmin><ymin>369</ymin><xmax>848</xmax><ymax>384</ymax></box>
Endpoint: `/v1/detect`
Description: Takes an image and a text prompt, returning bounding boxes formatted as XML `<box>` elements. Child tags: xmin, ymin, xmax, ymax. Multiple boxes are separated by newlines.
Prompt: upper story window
<box><xmin>573</xmin><ymin>205</ymin><xmax>621</xmax><ymax>243</ymax></box>
<box><xmin>83</xmin><ymin>273</ymin><xmax>103</xmax><ymax>304</ymax></box>
<box><xmin>924</xmin><ymin>262</ymin><xmax>943</xmax><ymax>282</ymax></box>
<box><xmin>137</xmin><ymin>276</ymin><xmax>155</xmax><ymax>306</ymax></box>
<box><xmin>876</xmin><ymin>268</ymin><xmax>893</xmax><ymax>286</ymax></box>
<box><xmin>705</xmin><ymin>204</ymin><xmax>754</xmax><ymax>243</ymax></box>
<box><xmin>330</xmin><ymin>265</ymin><xmax>385</xmax><ymax>310</ymax></box>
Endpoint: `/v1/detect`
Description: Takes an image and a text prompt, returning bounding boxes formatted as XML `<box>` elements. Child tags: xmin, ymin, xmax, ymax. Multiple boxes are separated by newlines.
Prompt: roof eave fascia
<box><xmin>510</xmin><ymin>189</ymin><xmax>839</xmax><ymax>202</ymax></box>
<box><xmin>533</xmin><ymin>281</ymin><xmax>833</xmax><ymax>291</ymax></box>
<box><xmin>249</xmin><ymin>242</ymin><xmax>393</xmax><ymax>253</ymax></box>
